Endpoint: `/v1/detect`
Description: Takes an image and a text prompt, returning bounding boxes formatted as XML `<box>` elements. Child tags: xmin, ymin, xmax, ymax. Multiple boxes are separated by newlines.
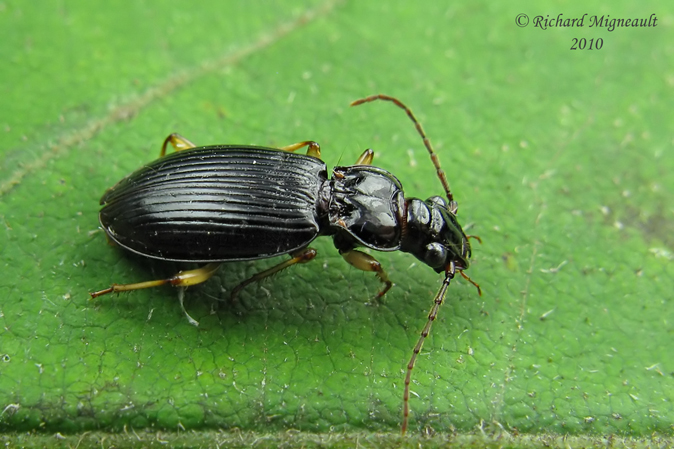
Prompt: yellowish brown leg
<box><xmin>279</xmin><ymin>141</ymin><xmax>321</xmax><ymax>159</ymax></box>
<box><xmin>355</xmin><ymin>148</ymin><xmax>374</xmax><ymax>165</ymax></box>
<box><xmin>340</xmin><ymin>249</ymin><xmax>392</xmax><ymax>299</ymax></box>
<box><xmin>161</xmin><ymin>133</ymin><xmax>198</xmax><ymax>157</ymax></box>
<box><xmin>230</xmin><ymin>248</ymin><xmax>317</xmax><ymax>300</ymax></box>
<box><xmin>90</xmin><ymin>263</ymin><xmax>221</xmax><ymax>298</ymax></box>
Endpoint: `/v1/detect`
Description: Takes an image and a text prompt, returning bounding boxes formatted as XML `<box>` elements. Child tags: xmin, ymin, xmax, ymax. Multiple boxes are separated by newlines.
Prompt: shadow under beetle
<box><xmin>91</xmin><ymin>94</ymin><xmax>481</xmax><ymax>434</ymax></box>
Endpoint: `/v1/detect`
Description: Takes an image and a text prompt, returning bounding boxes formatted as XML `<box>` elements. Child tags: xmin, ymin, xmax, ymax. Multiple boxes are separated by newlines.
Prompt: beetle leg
<box><xmin>279</xmin><ymin>141</ymin><xmax>321</xmax><ymax>159</ymax></box>
<box><xmin>160</xmin><ymin>133</ymin><xmax>198</xmax><ymax>157</ymax></box>
<box><xmin>339</xmin><ymin>249</ymin><xmax>392</xmax><ymax>300</ymax></box>
<box><xmin>90</xmin><ymin>263</ymin><xmax>221</xmax><ymax>298</ymax></box>
<box><xmin>230</xmin><ymin>247</ymin><xmax>317</xmax><ymax>300</ymax></box>
<box><xmin>354</xmin><ymin>148</ymin><xmax>374</xmax><ymax>165</ymax></box>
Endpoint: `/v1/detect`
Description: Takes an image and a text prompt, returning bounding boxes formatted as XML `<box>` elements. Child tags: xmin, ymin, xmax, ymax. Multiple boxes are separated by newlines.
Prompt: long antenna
<box><xmin>351</xmin><ymin>95</ymin><xmax>479</xmax><ymax>434</ymax></box>
<box><xmin>402</xmin><ymin>264</ymin><xmax>455</xmax><ymax>435</ymax></box>
<box><xmin>350</xmin><ymin>94</ymin><xmax>454</xmax><ymax>204</ymax></box>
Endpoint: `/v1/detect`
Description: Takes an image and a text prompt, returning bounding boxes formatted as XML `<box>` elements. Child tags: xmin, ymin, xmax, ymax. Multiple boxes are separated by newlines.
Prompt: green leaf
<box><xmin>1</xmin><ymin>0</ymin><xmax>672</xmax><ymax>443</ymax></box>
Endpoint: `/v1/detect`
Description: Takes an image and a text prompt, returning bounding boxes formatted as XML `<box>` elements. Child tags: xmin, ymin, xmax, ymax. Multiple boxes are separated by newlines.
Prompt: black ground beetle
<box><xmin>91</xmin><ymin>94</ymin><xmax>481</xmax><ymax>434</ymax></box>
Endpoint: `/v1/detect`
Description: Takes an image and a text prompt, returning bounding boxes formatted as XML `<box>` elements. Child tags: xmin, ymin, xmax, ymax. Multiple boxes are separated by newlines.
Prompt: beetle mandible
<box><xmin>91</xmin><ymin>94</ymin><xmax>481</xmax><ymax>434</ymax></box>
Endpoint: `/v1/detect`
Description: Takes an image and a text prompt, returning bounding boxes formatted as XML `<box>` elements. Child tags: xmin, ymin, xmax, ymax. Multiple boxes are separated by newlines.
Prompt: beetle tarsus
<box><xmin>339</xmin><ymin>249</ymin><xmax>392</xmax><ymax>301</ymax></box>
<box><xmin>90</xmin><ymin>286</ymin><xmax>115</xmax><ymax>298</ymax></box>
<box><xmin>229</xmin><ymin>248</ymin><xmax>318</xmax><ymax>301</ymax></box>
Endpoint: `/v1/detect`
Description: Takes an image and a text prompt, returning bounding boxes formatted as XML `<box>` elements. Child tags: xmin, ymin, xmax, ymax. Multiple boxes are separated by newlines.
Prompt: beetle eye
<box><xmin>424</xmin><ymin>242</ymin><xmax>447</xmax><ymax>268</ymax></box>
<box><xmin>427</xmin><ymin>196</ymin><xmax>447</xmax><ymax>208</ymax></box>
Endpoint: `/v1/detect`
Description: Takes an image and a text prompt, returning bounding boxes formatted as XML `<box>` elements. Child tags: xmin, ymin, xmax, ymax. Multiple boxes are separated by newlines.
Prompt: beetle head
<box><xmin>401</xmin><ymin>196</ymin><xmax>471</xmax><ymax>273</ymax></box>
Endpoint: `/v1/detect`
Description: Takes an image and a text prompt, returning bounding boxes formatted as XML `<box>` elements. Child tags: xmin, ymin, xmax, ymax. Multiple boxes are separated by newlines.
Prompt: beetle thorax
<box><xmin>324</xmin><ymin>165</ymin><xmax>406</xmax><ymax>251</ymax></box>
